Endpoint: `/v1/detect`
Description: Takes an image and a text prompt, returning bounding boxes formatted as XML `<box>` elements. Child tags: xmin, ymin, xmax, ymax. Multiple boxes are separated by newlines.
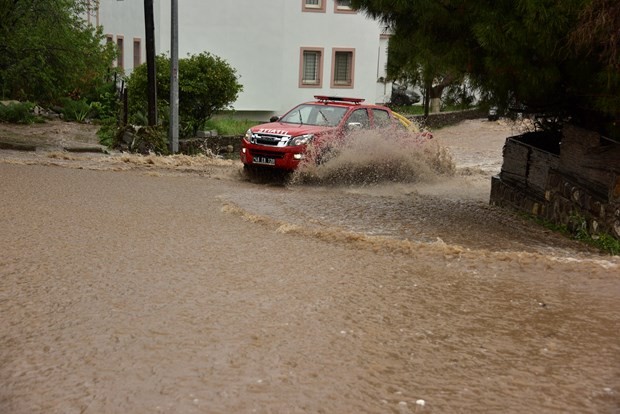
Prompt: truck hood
<box><xmin>251</xmin><ymin>122</ymin><xmax>335</xmax><ymax>137</ymax></box>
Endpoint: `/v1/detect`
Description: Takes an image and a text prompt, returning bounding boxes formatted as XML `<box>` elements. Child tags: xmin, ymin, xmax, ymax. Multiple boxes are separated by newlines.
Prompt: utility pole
<box><xmin>423</xmin><ymin>79</ymin><xmax>431</xmax><ymax>118</ymax></box>
<box><xmin>169</xmin><ymin>0</ymin><xmax>179</xmax><ymax>153</ymax></box>
<box><xmin>144</xmin><ymin>0</ymin><xmax>157</xmax><ymax>126</ymax></box>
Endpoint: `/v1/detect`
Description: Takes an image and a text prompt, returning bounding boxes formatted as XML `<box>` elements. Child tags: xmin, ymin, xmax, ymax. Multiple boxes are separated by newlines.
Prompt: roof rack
<box><xmin>314</xmin><ymin>95</ymin><xmax>365</xmax><ymax>104</ymax></box>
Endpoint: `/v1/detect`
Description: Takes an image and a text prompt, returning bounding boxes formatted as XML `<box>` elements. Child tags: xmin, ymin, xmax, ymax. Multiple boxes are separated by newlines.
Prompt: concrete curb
<box><xmin>0</xmin><ymin>142</ymin><xmax>37</xmax><ymax>151</ymax></box>
<box><xmin>63</xmin><ymin>145</ymin><xmax>109</xmax><ymax>154</ymax></box>
<box><xmin>0</xmin><ymin>141</ymin><xmax>109</xmax><ymax>154</ymax></box>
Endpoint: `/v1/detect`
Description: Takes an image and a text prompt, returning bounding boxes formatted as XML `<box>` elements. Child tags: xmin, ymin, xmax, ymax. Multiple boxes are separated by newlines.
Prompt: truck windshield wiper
<box><xmin>298</xmin><ymin>110</ymin><xmax>303</xmax><ymax>125</ymax></box>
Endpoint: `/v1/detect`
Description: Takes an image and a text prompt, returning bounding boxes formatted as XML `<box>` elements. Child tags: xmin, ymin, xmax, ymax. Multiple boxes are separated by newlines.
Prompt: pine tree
<box><xmin>353</xmin><ymin>0</ymin><xmax>619</xmax><ymax>137</ymax></box>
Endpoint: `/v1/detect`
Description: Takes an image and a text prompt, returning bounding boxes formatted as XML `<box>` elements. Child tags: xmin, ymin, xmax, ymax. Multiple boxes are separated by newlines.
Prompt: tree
<box><xmin>127</xmin><ymin>52</ymin><xmax>243</xmax><ymax>137</ymax></box>
<box><xmin>568</xmin><ymin>0</ymin><xmax>619</xmax><ymax>135</ymax></box>
<box><xmin>366</xmin><ymin>1</ymin><xmax>476</xmax><ymax>114</ymax></box>
<box><xmin>0</xmin><ymin>0</ymin><xmax>115</xmax><ymax>103</ymax></box>
<box><xmin>387</xmin><ymin>33</ymin><xmax>463</xmax><ymax>114</ymax></box>
<box><xmin>352</xmin><ymin>0</ymin><xmax>619</xmax><ymax>138</ymax></box>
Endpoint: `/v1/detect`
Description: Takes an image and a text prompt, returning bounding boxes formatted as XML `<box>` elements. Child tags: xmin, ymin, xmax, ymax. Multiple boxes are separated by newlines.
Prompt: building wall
<box><xmin>98</xmin><ymin>0</ymin><xmax>158</xmax><ymax>73</ymax></box>
<box><xmin>97</xmin><ymin>0</ymin><xmax>388</xmax><ymax>118</ymax></box>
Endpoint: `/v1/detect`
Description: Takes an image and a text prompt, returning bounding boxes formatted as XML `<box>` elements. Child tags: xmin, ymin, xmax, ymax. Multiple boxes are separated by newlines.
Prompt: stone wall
<box><xmin>490</xmin><ymin>125</ymin><xmax>620</xmax><ymax>240</ymax></box>
<box><xmin>409</xmin><ymin>108</ymin><xmax>487</xmax><ymax>129</ymax></box>
<box><xmin>179</xmin><ymin>135</ymin><xmax>241</xmax><ymax>157</ymax></box>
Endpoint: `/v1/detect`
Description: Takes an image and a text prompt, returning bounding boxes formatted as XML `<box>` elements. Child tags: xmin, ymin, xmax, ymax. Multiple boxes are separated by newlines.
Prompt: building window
<box><xmin>335</xmin><ymin>0</ymin><xmax>355</xmax><ymax>13</ymax></box>
<box><xmin>133</xmin><ymin>38</ymin><xmax>142</xmax><ymax>68</ymax></box>
<box><xmin>300</xmin><ymin>48</ymin><xmax>323</xmax><ymax>88</ymax></box>
<box><xmin>116</xmin><ymin>36</ymin><xmax>124</xmax><ymax>69</ymax></box>
<box><xmin>86</xmin><ymin>0</ymin><xmax>92</xmax><ymax>24</ymax></box>
<box><xmin>331</xmin><ymin>49</ymin><xmax>355</xmax><ymax>88</ymax></box>
<box><xmin>302</xmin><ymin>0</ymin><xmax>325</xmax><ymax>13</ymax></box>
<box><xmin>84</xmin><ymin>0</ymin><xmax>101</xmax><ymax>25</ymax></box>
<box><xmin>105</xmin><ymin>35</ymin><xmax>114</xmax><ymax>67</ymax></box>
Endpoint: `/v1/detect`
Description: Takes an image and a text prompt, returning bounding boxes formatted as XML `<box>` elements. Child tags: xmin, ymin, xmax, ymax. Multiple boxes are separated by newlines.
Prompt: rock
<box><xmin>122</xmin><ymin>130</ymin><xmax>135</xmax><ymax>145</ymax></box>
<box><xmin>196</xmin><ymin>130</ymin><xmax>219</xmax><ymax>138</ymax></box>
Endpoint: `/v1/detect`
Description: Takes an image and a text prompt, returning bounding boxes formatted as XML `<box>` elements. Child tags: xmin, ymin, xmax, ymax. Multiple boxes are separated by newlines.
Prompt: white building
<box><xmin>92</xmin><ymin>0</ymin><xmax>392</xmax><ymax>120</ymax></box>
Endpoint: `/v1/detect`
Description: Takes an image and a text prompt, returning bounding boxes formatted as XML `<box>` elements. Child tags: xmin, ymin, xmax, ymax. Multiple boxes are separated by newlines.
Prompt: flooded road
<box><xmin>1</xmin><ymin>120</ymin><xmax>618</xmax><ymax>413</ymax></box>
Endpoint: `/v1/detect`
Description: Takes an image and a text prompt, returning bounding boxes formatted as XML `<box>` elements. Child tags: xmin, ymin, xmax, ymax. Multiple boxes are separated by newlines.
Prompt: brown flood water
<box><xmin>1</xmin><ymin>119</ymin><xmax>618</xmax><ymax>413</ymax></box>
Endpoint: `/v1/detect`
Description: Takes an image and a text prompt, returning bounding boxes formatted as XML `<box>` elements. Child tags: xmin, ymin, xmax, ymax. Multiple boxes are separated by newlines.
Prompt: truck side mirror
<box><xmin>269</xmin><ymin>115</ymin><xmax>280</xmax><ymax>122</ymax></box>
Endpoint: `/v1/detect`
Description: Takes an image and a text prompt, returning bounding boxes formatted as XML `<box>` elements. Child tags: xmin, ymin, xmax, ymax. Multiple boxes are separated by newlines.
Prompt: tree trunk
<box><xmin>423</xmin><ymin>80</ymin><xmax>431</xmax><ymax>118</ymax></box>
<box><xmin>428</xmin><ymin>74</ymin><xmax>456</xmax><ymax>113</ymax></box>
<box><xmin>429</xmin><ymin>85</ymin><xmax>445</xmax><ymax>113</ymax></box>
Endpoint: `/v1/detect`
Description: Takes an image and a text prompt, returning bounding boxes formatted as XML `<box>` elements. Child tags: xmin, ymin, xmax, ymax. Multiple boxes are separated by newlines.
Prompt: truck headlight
<box><xmin>288</xmin><ymin>134</ymin><xmax>314</xmax><ymax>146</ymax></box>
<box><xmin>244</xmin><ymin>129</ymin><xmax>253</xmax><ymax>143</ymax></box>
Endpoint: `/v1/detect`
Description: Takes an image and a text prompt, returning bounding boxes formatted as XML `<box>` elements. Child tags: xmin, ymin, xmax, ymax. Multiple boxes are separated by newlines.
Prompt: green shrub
<box><xmin>1</xmin><ymin>1</ymin><xmax>116</xmax><ymax>104</ymax></box>
<box><xmin>442</xmin><ymin>85</ymin><xmax>476</xmax><ymax>111</ymax></box>
<box><xmin>88</xmin><ymin>88</ymin><xmax>119</xmax><ymax>120</ymax></box>
<box><xmin>96</xmin><ymin>117</ymin><xmax>118</xmax><ymax>147</ymax></box>
<box><xmin>0</xmin><ymin>102</ymin><xmax>36</xmax><ymax>123</ymax></box>
<box><xmin>569</xmin><ymin>215</ymin><xmax>620</xmax><ymax>256</ymax></box>
<box><xmin>527</xmin><ymin>213</ymin><xmax>620</xmax><ymax>256</ymax></box>
<box><xmin>59</xmin><ymin>98</ymin><xmax>91</xmax><ymax>122</ymax></box>
<box><xmin>203</xmin><ymin>118</ymin><xmax>259</xmax><ymax>136</ymax></box>
<box><xmin>127</xmin><ymin>52</ymin><xmax>243</xmax><ymax>137</ymax></box>
<box><xmin>122</xmin><ymin>125</ymin><xmax>169</xmax><ymax>155</ymax></box>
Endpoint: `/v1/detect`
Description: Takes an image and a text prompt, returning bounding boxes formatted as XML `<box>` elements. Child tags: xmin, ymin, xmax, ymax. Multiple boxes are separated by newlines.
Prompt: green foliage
<box><xmin>526</xmin><ymin>212</ymin><xmax>620</xmax><ymax>255</ymax></box>
<box><xmin>122</xmin><ymin>125</ymin><xmax>169</xmax><ymax>155</ymax></box>
<box><xmin>87</xmin><ymin>78</ymin><xmax>121</xmax><ymax>120</ymax></box>
<box><xmin>57</xmin><ymin>79</ymin><xmax>119</xmax><ymax>122</ymax></box>
<box><xmin>59</xmin><ymin>98</ymin><xmax>91</xmax><ymax>122</ymax></box>
<box><xmin>594</xmin><ymin>234</ymin><xmax>620</xmax><ymax>256</ymax></box>
<box><xmin>442</xmin><ymin>84</ymin><xmax>476</xmax><ymax>110</ymax></box>
<box><xmin>352</xmin><ymin>0</ymin><xmax>619</xmax><ymax>138</ymax></box>
<box><xmin>203</xmin><ymin>118</ymin><xmax>259</xmax><ymax>136</ymax></box>
<box><xmin>0</xmin><ymin>102</ymin><xmax>36</xmax><ymax>123</ymax></box>
<box><xmin>127</xmin><ymin>52</ymin><xmax>243</xmax><ymax>137</ymax></box>
<box><xmin>569</xmin><ymin>214</ymin><xmax>620</xmax><ymax>255</ymax></box>
<box><xmin>97</xmin><ymin>121</ymin><xmax>169</xmax><ymax>155</ymax></box>
<box><xmin>0</xmin><ymin>0</ymin><xmax>116</xmax><ymax>104</ymax></box>
<box><xmin>96</xmin><ymin>117</ymin><xmax>118</xmax><ymax>147</ymax></box>
<box><xmin>126</xmin><ymin>55</ymin><xmax>169</xmax><ymax>124</ymax></box>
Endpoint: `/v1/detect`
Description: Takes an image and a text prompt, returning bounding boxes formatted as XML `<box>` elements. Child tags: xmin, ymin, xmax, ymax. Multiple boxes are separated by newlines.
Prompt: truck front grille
<box><xmin>253</xmin><ymin>133</ymin><xmax>288</xmax><ymax>147</ymax></box>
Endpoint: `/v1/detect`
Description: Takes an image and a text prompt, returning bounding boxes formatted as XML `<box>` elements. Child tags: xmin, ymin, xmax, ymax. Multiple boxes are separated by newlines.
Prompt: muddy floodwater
<box><xmin>1</xmin><ymin>119</ymin><xmax>618</xmax><ymax>413</ymax></box>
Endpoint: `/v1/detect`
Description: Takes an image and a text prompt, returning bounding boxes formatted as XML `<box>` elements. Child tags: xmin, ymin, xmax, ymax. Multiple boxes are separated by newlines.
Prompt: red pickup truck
<box><xmin>241</xmin><ymin>95</ymin><xmax>417</xmax><ymax>171</ymax></box>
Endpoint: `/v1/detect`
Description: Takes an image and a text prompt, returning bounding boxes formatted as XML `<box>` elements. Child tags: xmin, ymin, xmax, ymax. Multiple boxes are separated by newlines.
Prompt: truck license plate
<box><xmin>253</xmin><ymin>156</ymin><xmax>275</xmax><ymax>165</ymax></box>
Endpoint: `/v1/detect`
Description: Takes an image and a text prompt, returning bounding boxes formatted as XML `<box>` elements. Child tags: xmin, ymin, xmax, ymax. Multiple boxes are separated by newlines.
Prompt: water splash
<box><xmin>290</xmin><ymin>128</ymin><xmax>455</xmax><ymax>185</ymax></box>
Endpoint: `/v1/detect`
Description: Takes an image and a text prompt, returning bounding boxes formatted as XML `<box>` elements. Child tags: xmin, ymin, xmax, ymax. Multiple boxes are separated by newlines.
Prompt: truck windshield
<box><xmin>280</xmin><ymin>104</ymin><xmax>347</xmax><ymax>127</ymax></box>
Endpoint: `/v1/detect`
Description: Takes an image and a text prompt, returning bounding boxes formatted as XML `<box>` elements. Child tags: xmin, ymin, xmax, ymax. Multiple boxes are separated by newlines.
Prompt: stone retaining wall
<box><xmin>179</xmin><ymin>135</ymin><xmax>241</xmax><ymax>156</ymax></box>
<box><xmin>490</xmin><ymin>125</ymin><xmax>620</xmax><ymax>241</ymax></box>
<box><xmin>409</xmin><ymin>108</ymin><xmax>487</xmax><ymax>129</ymax></box>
